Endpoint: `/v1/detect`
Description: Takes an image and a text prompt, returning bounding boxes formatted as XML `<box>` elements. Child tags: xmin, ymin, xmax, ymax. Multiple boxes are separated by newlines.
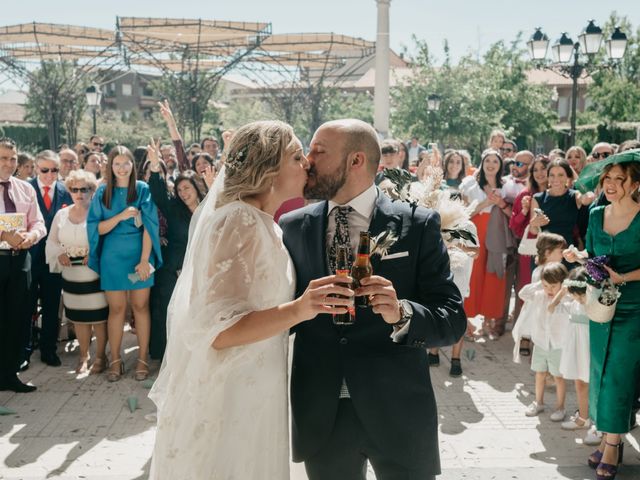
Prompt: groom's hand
<box><xmin>356</xmin><ymin>276</ymin><xmax>401</xmax><ymax>324</ymax></box>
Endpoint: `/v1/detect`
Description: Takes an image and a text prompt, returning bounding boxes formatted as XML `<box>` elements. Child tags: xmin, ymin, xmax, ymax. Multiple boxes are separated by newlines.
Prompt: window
<box><xmin>122</xmin><ymin>83</ymin><xmax>133</xmax><ymax>96</ymax></box>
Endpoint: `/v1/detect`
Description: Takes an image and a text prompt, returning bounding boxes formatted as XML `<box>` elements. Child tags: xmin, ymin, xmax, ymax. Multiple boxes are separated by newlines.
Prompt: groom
<box><xmin>280</xmin><ymin>119</ymin><xmax>467</xmax><ymax>480</ymax></box>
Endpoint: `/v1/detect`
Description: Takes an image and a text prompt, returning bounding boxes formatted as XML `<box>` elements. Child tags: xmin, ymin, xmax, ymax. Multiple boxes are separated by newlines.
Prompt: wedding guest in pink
<box><xmin>0</xmin><ymin>137</ymin><xmax>45</xmax><ymax>392</ymax></box>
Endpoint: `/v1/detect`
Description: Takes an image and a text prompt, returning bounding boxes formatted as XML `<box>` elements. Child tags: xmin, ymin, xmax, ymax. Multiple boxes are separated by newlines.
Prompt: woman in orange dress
<box><xmin>460</xmin><ymin>149</ymin><xmax>511</xmax><ymax>336</ymax></box>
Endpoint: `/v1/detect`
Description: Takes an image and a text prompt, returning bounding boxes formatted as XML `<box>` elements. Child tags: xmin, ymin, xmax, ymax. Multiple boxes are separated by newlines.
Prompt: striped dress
<box><xmin>45</xmin><ymin>206</ymin><xmax>108</xmax><ymax>324</ymax></box>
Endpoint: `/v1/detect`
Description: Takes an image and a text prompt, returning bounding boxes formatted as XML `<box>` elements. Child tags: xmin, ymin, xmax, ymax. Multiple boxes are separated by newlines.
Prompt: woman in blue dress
<box><xmin>87</xmin><ymin>146</ymin><xmax>162</xmax><ymax>382</ymax></box>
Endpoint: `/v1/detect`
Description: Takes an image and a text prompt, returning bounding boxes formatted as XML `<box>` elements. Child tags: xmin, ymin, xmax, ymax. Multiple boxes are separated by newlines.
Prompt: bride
<box><xmin>149</xmin><ymin>121</ymin><xmax>353</xmax><ymax>479</ymax></box>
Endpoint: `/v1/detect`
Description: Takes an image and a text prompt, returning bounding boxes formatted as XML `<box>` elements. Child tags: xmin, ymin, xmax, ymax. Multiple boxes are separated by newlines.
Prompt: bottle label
<box><xmin>357</xmin><ymin>254</ymin><xmax>369</xmax><ymax>259</ymax></box>
<box><xmin>336</xmin><ymin>269</ymin><xmax>350</xmax><ymax>276</ymax></box>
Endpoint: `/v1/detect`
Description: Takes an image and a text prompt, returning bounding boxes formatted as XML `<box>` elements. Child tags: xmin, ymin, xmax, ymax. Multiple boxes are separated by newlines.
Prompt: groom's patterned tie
<box><xmin>328</xmin><ymin>206</ymin><xmax>353</xmax><ymax>273</ymax></box>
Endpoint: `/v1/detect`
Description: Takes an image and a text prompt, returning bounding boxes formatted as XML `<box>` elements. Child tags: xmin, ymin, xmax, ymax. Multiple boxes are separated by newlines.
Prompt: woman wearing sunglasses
<box><xmin>45</xmin><ymin>170</ymin><xmax>108</xmax><ymax>374</ymax></box>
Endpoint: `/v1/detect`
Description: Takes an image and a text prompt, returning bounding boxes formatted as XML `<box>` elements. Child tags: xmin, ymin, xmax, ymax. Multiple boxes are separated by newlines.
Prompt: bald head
<box><xmin>320</xmin><ymin>119</ymin><xmax>381</xmax><ymax>175</ymax></box>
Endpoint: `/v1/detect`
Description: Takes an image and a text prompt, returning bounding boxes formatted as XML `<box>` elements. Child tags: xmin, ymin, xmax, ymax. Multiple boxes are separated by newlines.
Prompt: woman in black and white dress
<box><xmin>46</xmin><ymin>170</ymin><xmax>108</xmax><ymax>374</ymax></box>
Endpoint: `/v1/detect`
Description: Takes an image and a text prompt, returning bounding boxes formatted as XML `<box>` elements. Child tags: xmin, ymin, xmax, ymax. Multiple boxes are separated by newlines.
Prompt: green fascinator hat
<box><xmin>574</xmin><ymin>148</ymin><xmax>640</xmax><ymax>193</ymax></box>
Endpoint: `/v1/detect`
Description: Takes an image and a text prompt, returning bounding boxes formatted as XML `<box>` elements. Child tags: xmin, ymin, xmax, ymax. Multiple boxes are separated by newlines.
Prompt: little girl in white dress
<box><xmin>559</xmin><ymin>267</ymin><xmax>592</xmax><ymax>435</ymax></box>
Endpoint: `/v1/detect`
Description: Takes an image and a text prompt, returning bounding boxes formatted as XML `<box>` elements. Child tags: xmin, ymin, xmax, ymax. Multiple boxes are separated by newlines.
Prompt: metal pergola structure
<box><xmin>234</xmin><ymin>33</ymin><xmax>376</xmax><ymax>135</ymax></box>
<box><xmin>0</xmin><ymin>18</ymin><xmax>376</xmax><ymax>146</ymax></box>
<box><xmin>0</xmin><ymin>22</ymin><xmax>126</xmax><ymax>146</ymax></box>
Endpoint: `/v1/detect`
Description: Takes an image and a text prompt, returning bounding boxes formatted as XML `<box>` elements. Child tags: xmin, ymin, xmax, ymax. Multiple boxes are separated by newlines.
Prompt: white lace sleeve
<box><xmin>184</xmin><ymin>205</ymin><xmax>265</xmax><ymax>345</ymax></box>
<box><xmin>45</xmin><ymin>208</ymin><xmax>66</xmax><ymax>273</ymax></box>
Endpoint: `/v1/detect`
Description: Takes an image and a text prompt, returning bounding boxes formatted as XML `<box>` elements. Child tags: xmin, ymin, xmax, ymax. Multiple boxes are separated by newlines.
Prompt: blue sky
<box><xmin>3</xmin><ymin>1</ymin><xmax>639</xmax><ymax>61</ymax></box>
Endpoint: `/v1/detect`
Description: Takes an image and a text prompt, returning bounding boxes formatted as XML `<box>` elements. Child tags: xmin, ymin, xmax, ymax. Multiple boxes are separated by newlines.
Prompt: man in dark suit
<box><xmin>23</xmin><ymin>150</ymin><xmax>72</xmax><ymax>368</ymax></box>
<box><xmin>279</xmin><ymin>119</ymin><xmax>467</xmax><ymax>480</ymax></box>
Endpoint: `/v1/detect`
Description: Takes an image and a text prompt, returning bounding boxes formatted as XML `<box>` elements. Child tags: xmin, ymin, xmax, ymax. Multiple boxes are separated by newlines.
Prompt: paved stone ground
<box><xmin>1</xmin><ymin>324</ymin><xmax>639</xmax><ymax>480</ymax></box>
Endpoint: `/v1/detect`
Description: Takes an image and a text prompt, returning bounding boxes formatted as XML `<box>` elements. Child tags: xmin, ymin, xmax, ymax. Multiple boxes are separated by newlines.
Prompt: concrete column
<box><xmin>374</xmin><ymin>0</ymin><xmax>391</xmax><ymax>138</ymax></box>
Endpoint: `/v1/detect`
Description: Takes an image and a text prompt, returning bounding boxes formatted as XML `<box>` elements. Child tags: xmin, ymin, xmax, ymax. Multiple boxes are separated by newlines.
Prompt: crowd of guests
<box><xmin>381</xmin><ymin>131</ymin><xmax>640</xmax><ymax>480</ymax></box>
<box><xmin>1</xmin><ymin>111</ymin><xmax>639</xmax><ymax>479</ymax></box>
<box><xmin>0</xmin><ymin>102</ymin><xmax>217</xmax><ymax>388</ymax></box>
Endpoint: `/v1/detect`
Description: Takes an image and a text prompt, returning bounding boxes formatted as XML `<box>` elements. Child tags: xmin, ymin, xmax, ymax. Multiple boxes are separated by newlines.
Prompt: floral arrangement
<box><xmin>584</xmin><ymin>255</ymin><xmax>621</xmax><ymax>307</ymax></box>
<box><xmin>380</xmin><ymin>167</ymin><xmax>478</xmax><ymax>264</ymax></box>
<box><xmin>63</xmin><ymin>245</ymin><xmax>88</xmax><ymax>258</ymax></box>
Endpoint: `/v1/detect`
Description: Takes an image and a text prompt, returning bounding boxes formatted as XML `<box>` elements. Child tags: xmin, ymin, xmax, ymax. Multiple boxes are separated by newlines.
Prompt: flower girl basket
<box><xmin>585</xmin><ymin>280</ymin><xmax>618</xmax><ymax>324</ymax></box>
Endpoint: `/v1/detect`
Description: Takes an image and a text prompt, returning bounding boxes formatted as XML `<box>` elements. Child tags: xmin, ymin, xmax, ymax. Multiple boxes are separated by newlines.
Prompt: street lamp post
<box><xmin>374</xmin><ymin>0</ymin><xmax>391</xmax><ymax>138</ymax></box>
<box><xmin>85</xmin><ymin>84</ymin><xmax>102</xmax><ymax>135</ymax></box>
<box><xmin>426</xmin><ymin>93</ymin><xmax>441</xmax><ymax>144</ymax></box>
<box><xmin>527</xmin><ymin>21</ymin><xmax>627</xmax><ymax>147</ymax></box>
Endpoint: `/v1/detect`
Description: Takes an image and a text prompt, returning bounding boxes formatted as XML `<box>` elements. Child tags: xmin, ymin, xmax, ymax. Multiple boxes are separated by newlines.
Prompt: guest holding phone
<box><xmin>87</xmin><ymin>146</ymin><xmax>162</xmax><ymax>382</ymax></box>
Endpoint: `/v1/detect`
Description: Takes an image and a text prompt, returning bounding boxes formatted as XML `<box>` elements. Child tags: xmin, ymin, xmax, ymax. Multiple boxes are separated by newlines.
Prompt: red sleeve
<box><xmin>173</xmin><ymin>139</ymin><xmax>189</xmax><ymax>172</ymax></box>
<box><xmin>509</xmin><ymin>190</ymin><xmax>531</xmax><ymax>239</ymax></box>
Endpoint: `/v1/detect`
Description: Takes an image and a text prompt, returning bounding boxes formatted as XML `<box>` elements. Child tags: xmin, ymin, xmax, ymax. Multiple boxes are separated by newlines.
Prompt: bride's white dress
<box><xmin>149</xmin><ymin>200</ymin><xmax>295</xmax><ymax>480</ymax></box>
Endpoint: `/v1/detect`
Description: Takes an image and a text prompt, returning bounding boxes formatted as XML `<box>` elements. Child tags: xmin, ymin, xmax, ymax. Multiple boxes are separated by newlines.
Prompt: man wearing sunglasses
<box><xmin>88</xmin><ymin>135</ymin><xmax>105</xmax><ymax>153</ymax></box>
<box><xmin>500</xmin><ymin>150</ymin><xmax>535</xmax><ymax>338</ymax></box>
<box><xmin>591</xmin><ymin>142</ymin><xmax>615</xmax><ymax>161</ymax></box>
<box><xmin>23</xmin><ymin>150</ymin><xmax>72</xmax><ymax>370</ymax></box>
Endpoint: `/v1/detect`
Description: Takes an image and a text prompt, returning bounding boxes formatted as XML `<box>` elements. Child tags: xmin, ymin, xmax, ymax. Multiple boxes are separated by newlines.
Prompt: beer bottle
<box><xmin>332</xmin><ymin>245</ymin><xmax>355</xmax><ymax>325</ymax></box>
<box><xmin>351</xmin><ymin>231</ymin><xmax>373</xmax><ymax>308</ymax></box>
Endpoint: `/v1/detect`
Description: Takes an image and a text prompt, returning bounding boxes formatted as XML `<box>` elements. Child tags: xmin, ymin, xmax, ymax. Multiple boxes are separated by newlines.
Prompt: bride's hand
<box><xmin>294</xmin><ymin>275</ymin><xmax>354</xmax><ymax>321</ymax></box>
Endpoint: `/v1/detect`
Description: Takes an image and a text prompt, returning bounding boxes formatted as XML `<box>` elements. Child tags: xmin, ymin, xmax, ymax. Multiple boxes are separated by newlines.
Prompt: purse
<box><xmin>517</xmin><ymin>224</ymin><xmax>538</xmax><ymax>256</ymax></box>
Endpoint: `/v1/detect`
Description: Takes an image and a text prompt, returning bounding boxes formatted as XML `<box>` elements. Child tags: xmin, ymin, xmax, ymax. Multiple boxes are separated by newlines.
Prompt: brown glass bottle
<box><xmin>351</xmin><ymin>231</ymin><xmax>373</xmax><ymax>308</ymax></box>
<box><xmin>332</xmin><ymin>245</ymin><xmax>355</xmax><ymax>325</ymax></box>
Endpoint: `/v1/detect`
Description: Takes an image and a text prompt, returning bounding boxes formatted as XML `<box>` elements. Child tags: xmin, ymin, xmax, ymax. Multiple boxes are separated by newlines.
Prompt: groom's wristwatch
<box><xmin>393</xmin><ymin>299</ymin><xmax>413</xmax><ymax>328</ymax></box>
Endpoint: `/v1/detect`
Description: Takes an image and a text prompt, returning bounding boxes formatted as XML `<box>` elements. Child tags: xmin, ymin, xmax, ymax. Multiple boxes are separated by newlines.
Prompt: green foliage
<box><xmin>152</xmin><ymin>73</ymin><xmax>220</xmax><ymax>143</ymax></box>
<box><xmin>220</xmin><ymin>89</ymin><xmax>373</xmax><ymax>146</ymax></box>
<box><xmin>0</xmin><ymin>124</ymin><xmax>49</xmax><ymax>153</ymax></box>
<box><xmin>76</xmin><ymin>109</ymin><xmax>165</xmax><ymax>150</ymax></box>
<box><xmin>24</xmin><ymin>61</ymin><xmax>89</xmax><ymax>148</ymax></box>
<box><xmin>391</xmin><ymin>37</ymin><xmax>557</xmax><ymax>159</ymax></box>
<box><xmin>220</xmin><ymin>98</ymin><xmax>278</xmax><ymax>130</ymax></box>
<box><xmin>324</xmin><ymin>91</ymin><xmax>374</xmax><ymax>128</ymax></box>
<box><xmin>584</xmin><ymin>12</ymin><xmax>640</xmax><ymax>127</ymax></box>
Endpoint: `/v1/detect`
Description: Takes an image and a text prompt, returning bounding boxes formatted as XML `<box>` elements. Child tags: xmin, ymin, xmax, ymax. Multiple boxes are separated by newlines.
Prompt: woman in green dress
<box><xmin>566</xmin><ymin>151</ymin><xmax>640</xmax><ymax>480</ymax></box>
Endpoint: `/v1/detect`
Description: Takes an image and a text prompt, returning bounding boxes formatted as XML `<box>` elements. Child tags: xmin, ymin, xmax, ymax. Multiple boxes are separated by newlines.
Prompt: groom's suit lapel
<box><xmin>301</xmin><ymin>201</ymin><xmax>330</xmax><ymax>277</ymax></box>
<box><xmin>367</xmin><ymin>190</ymin><xmax>403</xmax><ymax>272</ymax></box>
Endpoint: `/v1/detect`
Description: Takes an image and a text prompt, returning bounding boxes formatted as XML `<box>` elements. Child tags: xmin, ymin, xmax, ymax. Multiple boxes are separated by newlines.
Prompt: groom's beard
<box><xmin>303</xmin><ymin>155</ymin><xmax>349</xmax><ymax>200</ymax></box>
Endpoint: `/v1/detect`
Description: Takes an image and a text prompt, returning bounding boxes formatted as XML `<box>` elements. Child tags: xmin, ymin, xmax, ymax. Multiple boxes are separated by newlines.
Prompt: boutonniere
<box><xmin>369</xmin><ymin>229</ymin><xmax>399</xmax><ymax>258</ymax></box>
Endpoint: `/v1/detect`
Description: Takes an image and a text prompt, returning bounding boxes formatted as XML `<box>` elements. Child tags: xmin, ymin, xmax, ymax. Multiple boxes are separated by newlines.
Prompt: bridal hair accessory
<box><xmin>563</xmin><ymin>279</ymin><xmax>588</xmax><ymax>288</ymax></box>
<box><xmin>225</xmin><ymin>150</ymin><xmax>246</xmax><ymax>171</ymax></box>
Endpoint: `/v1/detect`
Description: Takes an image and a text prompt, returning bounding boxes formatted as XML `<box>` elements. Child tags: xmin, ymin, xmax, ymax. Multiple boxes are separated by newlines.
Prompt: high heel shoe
<box><xmin>588</xmin><ymin>449</ymin><xmax>603</xmax><ymax>469</ymax></box>
<box><xmin>134</xmin><ymin>359</ymin><xmax>150</xmax><ymax>381</ymax></box>
<box><xmin>106</xmin><ymin>358</ymin><xmax>124</xmax><ymax>382</ymax></box>
<box><xmin>90</xmin><ymin>356</ymin><xmax>107</xmax><ymax>375</ymax></box>
<box><xmin>596</xmin><ymin>441</ymin><xmax>624</xmax><ymax>480</ymax></box>
<box><xmin>75</xmin><ymin>356</ymin><xmax>90</xmax><ymax>374</ymax></box>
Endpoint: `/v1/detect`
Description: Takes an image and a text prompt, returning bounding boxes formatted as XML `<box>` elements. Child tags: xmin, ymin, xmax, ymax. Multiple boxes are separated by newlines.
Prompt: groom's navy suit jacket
<box><xmin>280</xmin><ymin>190</ymin><xmax>467</xmax><ymax>475</ymax></box>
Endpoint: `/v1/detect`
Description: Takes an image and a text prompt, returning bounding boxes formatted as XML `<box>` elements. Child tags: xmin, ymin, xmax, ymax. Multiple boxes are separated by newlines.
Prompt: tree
<box><xmin>391</xmin><ymin>37</ymin><xmax>557</xmax><ymax>159</ymax></box>
<box><xmin>582</xmin><ymin>13</ymin><xmax>640</xmax><ymax>129</ymax></box>
<box><xmin>24</xmin><ymin>61</ymin><xmax>89</xmax><ymax>149</ymax></box>
<box><xmin>152</xmin><ymin>73</ymin><xmax>220</xmax><ymax>144</ymax></box>
<box><xmin>76</xmin><ymin>109</ymin><xmax>165</xmax><ymax>150</ymax></box>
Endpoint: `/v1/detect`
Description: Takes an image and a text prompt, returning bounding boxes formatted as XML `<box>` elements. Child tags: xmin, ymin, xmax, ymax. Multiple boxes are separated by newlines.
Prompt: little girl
<box><xmin>519</xmin><ymin>262</ymin><xmax>572</xmax><ymax>421</ymax></box>
<box><xmin>513</xmin><ymin>232</ymin><xmax>567</xmax><ymax>359</ymax></box>
<box><xmin>559</xmin><ymin>267</ymin><xmax>591</xmax><ymax>437</ymax></box>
